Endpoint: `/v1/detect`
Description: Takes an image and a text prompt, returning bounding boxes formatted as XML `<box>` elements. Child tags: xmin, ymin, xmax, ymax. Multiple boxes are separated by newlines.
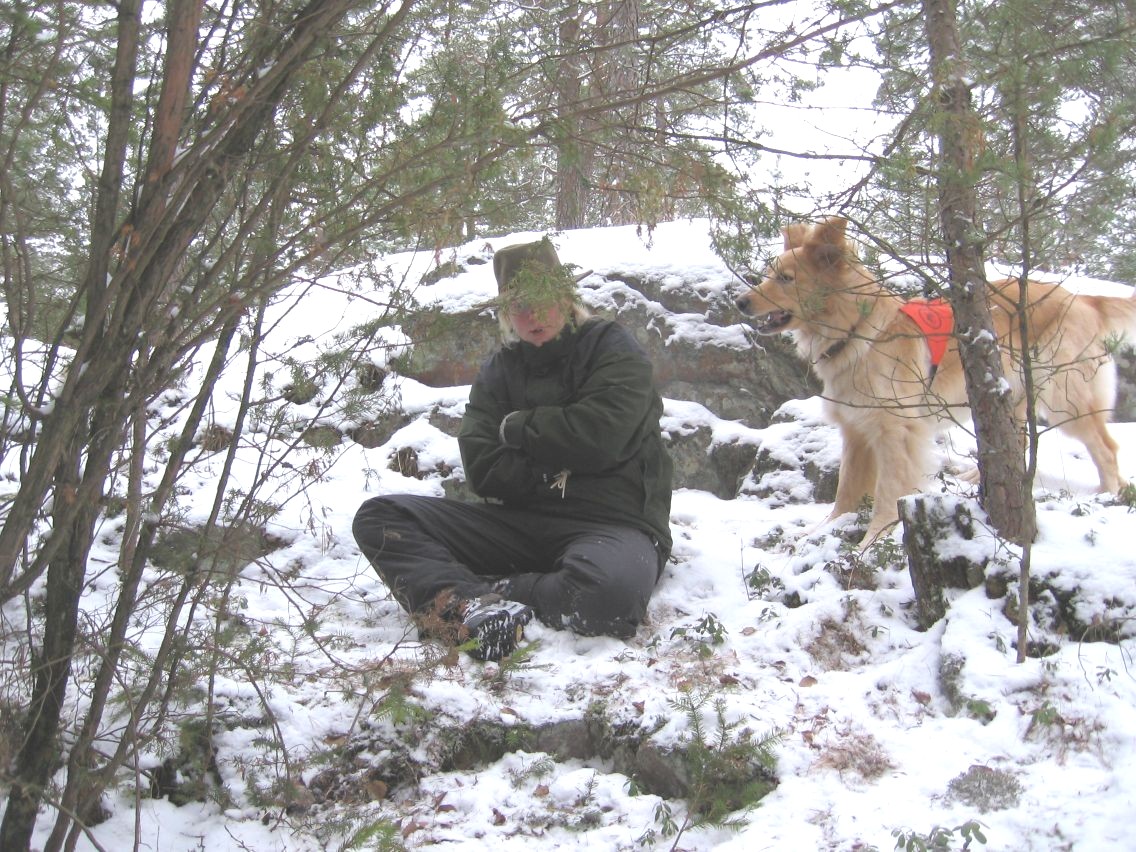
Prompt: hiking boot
<box><xmin>459</xmin><ymin>595</ymin><xmax>533</xmax><ymax>662</ymax></box>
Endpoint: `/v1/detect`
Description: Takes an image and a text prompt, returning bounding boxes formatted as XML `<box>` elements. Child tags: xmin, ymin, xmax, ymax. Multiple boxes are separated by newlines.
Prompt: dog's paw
<box><xmin>858</xmin><ymin>519</ymin><xmax>901</xmax><ymax>551</ymax></box>
<box><xmin>797</xmin><ymin>514</ymin><xmax>840</xmax><ymax>544</ymax></box>
<box><xmin>949</xmin><ymin>462</ymin><xmax>981</xmax><ymax>485</ymax></box>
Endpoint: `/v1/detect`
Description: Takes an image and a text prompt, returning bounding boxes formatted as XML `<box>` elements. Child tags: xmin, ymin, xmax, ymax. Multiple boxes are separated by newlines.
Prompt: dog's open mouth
<box><xmin>755</xmin><ymin>310</ymin><xmax>793</xmax><ymax>334</ymax></box>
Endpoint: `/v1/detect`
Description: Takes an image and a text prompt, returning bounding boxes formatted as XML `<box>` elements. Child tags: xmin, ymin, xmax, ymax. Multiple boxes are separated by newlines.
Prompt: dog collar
<box><xmin>819</xmin><ymin>320</ymin><xmax>861</xmax><ymax>361</ymax></box>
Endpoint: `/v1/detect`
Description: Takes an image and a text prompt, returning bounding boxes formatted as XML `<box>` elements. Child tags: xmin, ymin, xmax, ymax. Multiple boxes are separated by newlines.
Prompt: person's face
<box><xmin>508</xmin><ymin>300</ymin><xmax>567</xmax><ymax>347</ymax></box>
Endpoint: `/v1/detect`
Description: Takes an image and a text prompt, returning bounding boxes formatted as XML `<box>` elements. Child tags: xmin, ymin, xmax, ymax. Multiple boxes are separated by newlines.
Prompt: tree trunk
<box><xmin>0</xmin><ymin>1</ymin><xmax>364</xmax><ymax>845</ymax></box>
<box><xmin>921</xmin><ymin>0</ymin><xmax>1037</xmax><ymax>545</ymax></box>
<box><xmin>0</xmin><ymin>424</ymin><xmax>113</xmax><ymax>850</ymax></box>
<box><xmin>899</xmin><ymin>495</ymin><xmax>991</xmax><ymax>629</ymax></box>
<box><xmin>595</xmin><ymin>0</ymin><xmax>640</xmax><ymax>224</ymax></box>
<box><xmin>555</xmin><ymin>4</ymin><xmax>591</xmax><ymax>229</ymax></box>
<box><xmin>46</xmin><ymin>320</ymin><xmax>241</xmax><ymax>852</ymax></box>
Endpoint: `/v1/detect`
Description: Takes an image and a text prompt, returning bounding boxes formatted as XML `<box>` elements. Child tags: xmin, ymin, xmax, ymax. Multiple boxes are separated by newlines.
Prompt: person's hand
<box><xmin>498</xmin><ymin>411</ymin><xmax>524</xmax><ymax>448</ymax></box>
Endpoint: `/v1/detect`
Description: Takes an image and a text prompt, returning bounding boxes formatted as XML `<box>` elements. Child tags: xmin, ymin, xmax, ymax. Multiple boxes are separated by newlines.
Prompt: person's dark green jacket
<box><xmin>459</xmin><ymin>316</ymin><xmax>673</xmax><ymax>557</ymax></box>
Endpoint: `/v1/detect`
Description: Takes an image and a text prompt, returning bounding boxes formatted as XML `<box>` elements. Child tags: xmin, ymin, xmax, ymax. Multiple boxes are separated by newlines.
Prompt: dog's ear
<box><xmin>805</xmin><ymin>217</ymin><xmax>851</xmax><ymax>270</ymax></box>
<box><xmin>783</xmin><ymin>222</ymin><xmax>810</xmax><ymax>250</ymax></box>
<box><xmin>814</xmin><ymin>217</ymin><xmax>848</xmax><ymax>246</ymax></box>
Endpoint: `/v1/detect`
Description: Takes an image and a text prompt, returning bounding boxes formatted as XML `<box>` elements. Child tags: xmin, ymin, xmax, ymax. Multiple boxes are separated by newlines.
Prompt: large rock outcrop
<box><xmin>374</xmin><ymin>251</ymin><xmax>1136</xmax><ymax>502</ymax></box>
<box><xmin>397</xmin><ymin>264</ymin><xmax>818</xmax><ymax>431</ymax></box>
<box><xmin>389</xmin><ymin>258</ymin><xmax>821</xmax><ymax>498</ymax></box>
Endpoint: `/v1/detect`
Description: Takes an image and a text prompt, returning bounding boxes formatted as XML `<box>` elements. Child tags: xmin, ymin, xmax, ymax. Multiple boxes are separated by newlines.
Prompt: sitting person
<box><xmin>352</xmin><ymin>237</ymin><xmax>674</xmax><ymax>661</ymax></box>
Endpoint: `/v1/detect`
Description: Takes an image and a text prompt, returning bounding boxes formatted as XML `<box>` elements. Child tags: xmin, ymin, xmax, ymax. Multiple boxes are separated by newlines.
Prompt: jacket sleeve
<box><xmin>502</xmin><ymin>328</ymin><xmax>659</xmax><ymax>474</ymax></box>
<box><xmin>459</xmin><ymin>358</ymin><xmax>556</xmax><ymax>501</ymax></box>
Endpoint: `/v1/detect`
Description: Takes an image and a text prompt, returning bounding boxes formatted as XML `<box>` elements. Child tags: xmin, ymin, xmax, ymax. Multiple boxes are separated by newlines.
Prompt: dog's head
<box><xmin>735</xmin><ymin>217</ymin><xmax>869</xmax><ymax>335</ymax></box>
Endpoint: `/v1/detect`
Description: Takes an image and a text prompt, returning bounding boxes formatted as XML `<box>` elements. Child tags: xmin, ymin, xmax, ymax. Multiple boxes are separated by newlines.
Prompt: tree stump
<box><xmin>899</xmin><ymin>494</ymin><xmax>993</xmax><ymax>629</ymax></box>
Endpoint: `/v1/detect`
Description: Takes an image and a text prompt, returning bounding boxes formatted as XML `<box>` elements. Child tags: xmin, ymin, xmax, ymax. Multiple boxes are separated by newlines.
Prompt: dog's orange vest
<box><xmin>898</xmin><ymin>298</ymin><xmax>953</xmax><ymax>371</ymax></box>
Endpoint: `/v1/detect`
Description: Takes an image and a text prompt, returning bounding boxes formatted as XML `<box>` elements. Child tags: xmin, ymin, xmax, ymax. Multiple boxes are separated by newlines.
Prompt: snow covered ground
<box><xmin>7</xmin><ymin>220</ymin><xmax>1136</xmax><ymax>851</ymax></box>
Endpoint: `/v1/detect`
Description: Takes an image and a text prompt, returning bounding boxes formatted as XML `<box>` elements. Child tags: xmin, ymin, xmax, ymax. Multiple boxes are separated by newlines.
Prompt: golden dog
<box><xmin>735</xmin><ymin>216</ymin><xmax>1136</xmax><ymax>543</ymax></box>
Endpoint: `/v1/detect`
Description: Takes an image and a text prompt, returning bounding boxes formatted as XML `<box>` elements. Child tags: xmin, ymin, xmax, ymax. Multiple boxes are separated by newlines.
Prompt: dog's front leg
<box><xmin>801</xmin><ymin>427</ymin><xmax>877</xmax><ymax>539</ymax></box>
<box><xmin>833</xmin><ymin>427</ymin><xmax>877</xmax><ymax>520</ymax></box>
<box><xmin>862</xmin><ymin>424</ymin><xmax>933</xmax><ymax>545</ymax></box>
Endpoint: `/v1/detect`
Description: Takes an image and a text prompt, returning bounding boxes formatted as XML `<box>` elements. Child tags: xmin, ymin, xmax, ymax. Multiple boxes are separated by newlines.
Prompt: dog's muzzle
<box><xmin>735</xmin><ymin>293</ymin><xmax>757</xmax><ymax>315</ymax></box>
<box><xmin>736</xmin><ymin>294</ymin><xmax>792</xmax><ymax>334</ymax></box>
<box><xmin>753</xmin><ymin>310</ymin><xmax>792</xmax><ymax>334</ymax></box>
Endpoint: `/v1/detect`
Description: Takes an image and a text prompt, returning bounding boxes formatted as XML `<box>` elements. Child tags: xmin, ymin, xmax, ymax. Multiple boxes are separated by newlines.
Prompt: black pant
<box><xmin>352</xmin><ymin>495</ymin><xmax>663</xmax><ymax>638</ymax></box>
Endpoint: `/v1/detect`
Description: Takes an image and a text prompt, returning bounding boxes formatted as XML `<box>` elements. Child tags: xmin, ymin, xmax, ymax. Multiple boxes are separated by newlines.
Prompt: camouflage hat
<box><xmin>492</xmin><ymin>238</ymin><xmax>580</xmax><ymax>307</ymax></box>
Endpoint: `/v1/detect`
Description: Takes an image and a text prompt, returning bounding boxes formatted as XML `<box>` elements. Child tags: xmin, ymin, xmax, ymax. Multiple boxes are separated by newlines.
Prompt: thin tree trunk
<box><xmin>922</xmin><ymin>0</ymin><xmax>1037</xmax><ymax>545</ymax></box>
<box><xmin>596</xmin><ymin>0</ymin><xmax>640</xmax><ymax>224</ymax></box>
<box><xmin>1008</xmin><ymin>43</ymin><xmax>1040</xmax><ymax>662</ymax></box>
<box><xmin>0</xmin><ymin>0</ymin><xmax>363</xmax><ymax>599</ymax></box>
<box><xmin>47</xmin><ymin>319</ymin><xmax>240</xmax><ymax>852</ymax></box>
<box><xmin>0</xmin><ymin>394</ymin><xmax>124</xmax><ymax>850</ymax></box>
<box><xmin>0</xmin><ymin>1</ymin><xmax>365</xmax><ymax>845</ymax></box>
<box><xmin>555</xmin><ymin>4</ymin><xmax>591</xmax><ymax>229</ymax></box>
